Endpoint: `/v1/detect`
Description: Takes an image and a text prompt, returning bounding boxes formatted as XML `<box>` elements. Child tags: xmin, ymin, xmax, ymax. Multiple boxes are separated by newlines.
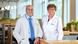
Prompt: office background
<box><xmin>0</xmin><ymin>0</ymin><xmax>78</xmax><ymax>44</ymax></box>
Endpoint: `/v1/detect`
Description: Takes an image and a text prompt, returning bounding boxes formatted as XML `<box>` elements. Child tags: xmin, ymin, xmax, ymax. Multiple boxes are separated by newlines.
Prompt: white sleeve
<box><xmin>13</xmin><ymin>20</ymin><xmax>23</xmax><ymax>43</ymax></box>
<box><xmin>35</xmin><ymin>19</ymin><xmax>43</xmax><ymax>38</ymax></box>
<box><xmin>57</xmin><ymin>18</ymin><xmax>64</xmax><ymax>40</ymax></box>
<box><xmin>42</xmin><ymin>16</ymin><xmax>45</xmax><ymax>39</ymax></box>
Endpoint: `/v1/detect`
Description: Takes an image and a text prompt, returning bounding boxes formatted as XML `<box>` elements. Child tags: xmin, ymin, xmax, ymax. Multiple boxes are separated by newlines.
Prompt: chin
<box><xmin>29</xmin><ymin>15</ymin><xmax>33</xmax><ymax>16</ymax></box>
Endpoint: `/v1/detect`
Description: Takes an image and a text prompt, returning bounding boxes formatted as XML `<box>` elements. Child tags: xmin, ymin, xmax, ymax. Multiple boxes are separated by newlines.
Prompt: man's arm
<box><xmin>13</xmin><ymin>20</ymin><xmax>23</xmax><ymax>43</ymax></box>
<box><xmin>35</xmin><ymin>19</ymin><xmax>43</xmax><ymax>38</ymax></box>
<box><xmin>34</xmin><ymin>19</ymin><xmax>43</xmax><ymax>44</ymax></box>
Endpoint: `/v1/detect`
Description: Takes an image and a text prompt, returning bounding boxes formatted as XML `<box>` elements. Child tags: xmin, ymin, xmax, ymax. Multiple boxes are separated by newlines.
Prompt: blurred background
<box><xmin>0</xmin><ymin>0</ymin><xmax>78</xmax><ymax>44</ymax></box>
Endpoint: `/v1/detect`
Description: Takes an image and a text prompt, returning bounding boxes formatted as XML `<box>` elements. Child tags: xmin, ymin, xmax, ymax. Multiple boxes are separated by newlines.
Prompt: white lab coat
<box><xmin>42</xmin><ymin>15</ymin><xmax>63</xmax><ymax>40</ymax></box>
<box><xmin>13</xmin><ymin>15</ymin><xmax>42</xmax><ymax>44</ymax></box>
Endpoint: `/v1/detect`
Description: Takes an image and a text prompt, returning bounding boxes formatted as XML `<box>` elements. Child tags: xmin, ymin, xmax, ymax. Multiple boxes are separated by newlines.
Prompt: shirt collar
<box><xmin>47</xmin><ymin>14</ymin><xmax>56</xmax><ymax>23</ymax></box>
<box><xmin>25</xmin><ymin>14</ymin><xmax>33</xmax><ymax>20</ymax></box>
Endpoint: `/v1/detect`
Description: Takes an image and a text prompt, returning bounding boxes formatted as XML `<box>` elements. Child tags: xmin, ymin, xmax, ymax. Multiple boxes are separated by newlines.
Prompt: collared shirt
<box><xmin>42</xmin><ymin>15</ymin><xmax>63</xmax><ymax>40</ymax></box>
<box><xmin>25</xmin><ymin>15</ymin><xmax>35</xmax><ymax>38</ymax></box>
<box><xmin>24</xmin><ymin>14</ymin><xmax>42</xmax><ymax>38</ymax></box>
<box><xmin>13</xmin><ymin>14</ymin><xmax>42</xmax><ymax>44</ymax></box>
<box><xmin>25</xmin><ymin>14</ymin><xmax>33</xmax><ymax>38</ymax></box>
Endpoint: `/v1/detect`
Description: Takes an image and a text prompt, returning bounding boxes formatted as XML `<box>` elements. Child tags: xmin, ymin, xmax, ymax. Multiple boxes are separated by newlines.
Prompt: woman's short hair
<box><xmin>47</xmin><ymin>4</ymin><xmax>57</xmax><ymax>11</ymax></box>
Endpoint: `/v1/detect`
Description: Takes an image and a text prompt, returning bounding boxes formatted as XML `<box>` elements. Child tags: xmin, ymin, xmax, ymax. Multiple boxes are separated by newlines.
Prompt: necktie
<box><xmin>28</xmin><ymin>17</ymin><xmax>35</xmax><ymax>40</ymax></box>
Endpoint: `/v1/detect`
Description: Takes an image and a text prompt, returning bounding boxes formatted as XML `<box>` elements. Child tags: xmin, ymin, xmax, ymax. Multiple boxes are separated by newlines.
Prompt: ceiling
<box><xmin>0</xmin><ymin>0</ymin><xmax>29</xmax><ymax>7</ymax></box>
<box><xmin>0</xmin><ymin>0</ymin><xmax>29</xmax><ymax>2</ymax></box>
<box><xmin>0</xmin><ymin>0</ymin><xmax>19</xmax><ymax>2</ymax></box>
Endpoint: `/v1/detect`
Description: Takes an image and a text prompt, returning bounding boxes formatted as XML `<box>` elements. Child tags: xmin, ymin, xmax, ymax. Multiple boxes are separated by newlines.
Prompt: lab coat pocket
<box><xmin>48</xmin><ymin>24</ymin><xmax>57</xmax><ymax>32</ymax></box>
<box><xmin>20</xmin><ymin>39</ymin><xmax>29</xmax><ymax>44</ymax></box>
<box><xmin>20</xmin><ymin>39</ymin><xmax>25</xmax><ymax>44</ymax></box>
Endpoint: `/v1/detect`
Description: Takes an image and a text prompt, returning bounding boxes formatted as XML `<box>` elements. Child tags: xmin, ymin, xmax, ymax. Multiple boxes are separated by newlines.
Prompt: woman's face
<box><xmin>48</xmin><ymin>7</ymin><xmax>56</xmax><ymax>16</ymax></box>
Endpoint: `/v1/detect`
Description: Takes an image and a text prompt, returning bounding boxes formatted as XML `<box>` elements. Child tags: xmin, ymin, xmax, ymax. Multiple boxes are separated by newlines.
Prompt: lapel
<box><xmin>21</xmin><ymin>15</ymin><xmax>30</xmax><ymax>38</ymax></box>
<box><xmin>48</xmin><ymin>15</ymin><xmax>56</xmax><ymax>25</ymax></box>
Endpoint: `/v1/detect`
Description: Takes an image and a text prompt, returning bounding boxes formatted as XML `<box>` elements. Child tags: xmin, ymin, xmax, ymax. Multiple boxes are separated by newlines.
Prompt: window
<box><xmin>10</xmin><ymin>0</ymin><xmax>32</xmax><ymax>19</ymax></box>
<box><xmin>76</xmin><ymin>0</ymin><xmax>78</xmax><ymax>20</ymax></box>
<box><xmin>64</xmin><ymin>0</ymin><xmax>70</xmax><ymax>27</ymax></box>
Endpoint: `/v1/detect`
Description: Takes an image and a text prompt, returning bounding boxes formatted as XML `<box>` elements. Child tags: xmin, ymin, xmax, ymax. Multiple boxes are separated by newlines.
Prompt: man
<box><xmin>42</xmin><ymin>4</ymin><xmax>63</xmax><ymax>40</ymax></box>
<box><xmin>13</xmin><ymin>5</ymin><xmax>42</xmax><ymax>44</ymax></box>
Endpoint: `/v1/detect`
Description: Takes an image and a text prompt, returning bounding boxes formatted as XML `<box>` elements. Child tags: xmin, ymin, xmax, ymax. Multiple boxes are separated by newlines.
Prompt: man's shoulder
<box><xmin>16</xmin><ymin>16</ymin><xmax>25</xmax><ymax>22</ymax></box>
<box><xmin>32</xmin><ymin>17</ymin><xmax>38</xmax><ymax>22</ymax></box>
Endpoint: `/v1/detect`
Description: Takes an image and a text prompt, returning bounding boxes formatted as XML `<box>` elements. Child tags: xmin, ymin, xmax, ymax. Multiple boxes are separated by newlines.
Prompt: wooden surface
<box><xmin>40</xmin><ymin>40</ymin><xmax>78</xmax><ymax>44</ymax></box>
<box><xmin>6</xmin><ymin>26</ymin><xmax>12</xmax><ymax>44</ymax></box>
<box><xmin>0</xmin><ymin>20</ymin><xmax>16</xmax><ymax>26</ymax></box>
<box><xmin>64</xmin><ymin>31</ymin><xmax>78</xmax><ymax>35</ymax></box>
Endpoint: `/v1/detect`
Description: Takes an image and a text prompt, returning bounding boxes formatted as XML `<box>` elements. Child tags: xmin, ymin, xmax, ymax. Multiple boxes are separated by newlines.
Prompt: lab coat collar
<box><xmin>48</xmin><ymin>14</ymin><xmax>57</xmax><ymax>24</ymax></box>
<box><xmin>25</xmin><ymin>14</ymin><xmax>33</xmax><ymax>20</ymax></box>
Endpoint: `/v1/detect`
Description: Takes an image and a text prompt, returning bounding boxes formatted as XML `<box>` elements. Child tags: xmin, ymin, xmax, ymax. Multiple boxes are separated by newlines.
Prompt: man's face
<box><xmin>26</xmin><ymin>5</ymin><xmax>33</xmax><ymax>16</ymax></box>
<box><xmin>48</xmin><ymin>7</ymin><xmax>56</xmax><ymax>16</ymax></box>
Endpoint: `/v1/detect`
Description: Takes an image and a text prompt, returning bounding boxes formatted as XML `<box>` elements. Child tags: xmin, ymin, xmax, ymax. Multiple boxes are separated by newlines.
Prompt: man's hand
<box><xmin>34</xmin><ymin>37</ymin><xmax>40</xmax><ymax>44</ymax></box>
